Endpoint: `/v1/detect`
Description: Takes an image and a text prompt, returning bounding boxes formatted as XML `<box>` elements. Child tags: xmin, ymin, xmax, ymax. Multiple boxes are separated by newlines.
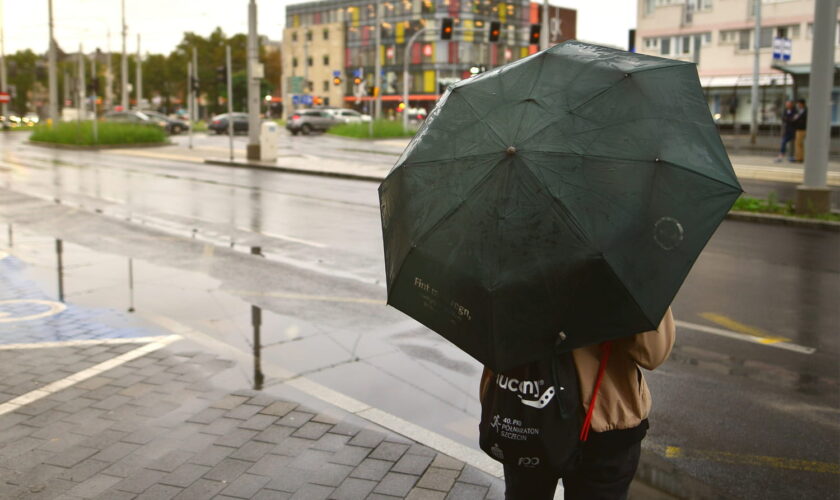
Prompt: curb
<box><xmin>203</xmin><ymin>158</ymin><xmax>385</xmax><ymax>183</ymax></box>
<box><xmin>636</xmin><ymin>449</ymin><xmax>731</xmax><ymax>500</ymax></box>
<box><xmin>726</xmin><ymin>211</ymin><xmax>840</xmax><ymax>232</ymax></box>
<box><xmin>27</xmin><ymin>140</ymin><xmax>172</xmax><ymax>151</ymax></box>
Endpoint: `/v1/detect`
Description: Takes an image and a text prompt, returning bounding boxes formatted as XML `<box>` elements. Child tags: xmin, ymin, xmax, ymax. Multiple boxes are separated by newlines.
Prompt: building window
<box><xmin>307</xmin><ymin>57</ymin><xmax>313</xmax><ymax>67</ymax></box>
<box><xmin>292</xmin><ymin>57</ymin><xmax>298</xmax><ymax>68</ymax></box>
<box><xmin>759</xmin><ymin>27</ymin><xmax>774</xmax><ymax>48</ymax></box>
<box><xmin>306</xmin><ymin>30</ymin><xmax>313</xmax><ymax>41</ymax></box>
<box><xmin>292</xmin><ymin>32</ymin><xmax>298</xmax><ymax>42</ymax></box>
<box><xmin>700</xmin><ymin>0</ymin><xmax>712</xmax><ymax>9</ymax></box>
<box><xmin>681</xmin><ymin>35</ymin><xmax>691</xmax><ymax>54</ymax></box>
<box><xmin>323</xmin><ymin>80</ymin><xmax>329</xmax><ymax>92</ymax></box>
<box><xmin>660</xmin><ymin>37</ymin><xmax>671</xmax><ymax>55</ymax></box>
<box><xmin>644</xmin><ymin>37</ymin><xmax>659</xmax><ymax>49</ymax></box>
<box><xmin>323</xmin><ymin>28</ymin><xmax>329</xmax><ymax>40</ymax></box>
<box><xmin>323</xmin><ymin>55</ymin><xmax>329</xmax><ymax>65</ymax></box>
<box><xmin>738</xmin><ymin>29</ymin><xmax>751</xmax><ymax>50</ymax></box>
<box><xmin>644</xmin><ymin>0</ymin><xmax>655</xmax><ymax>15</ymax></box>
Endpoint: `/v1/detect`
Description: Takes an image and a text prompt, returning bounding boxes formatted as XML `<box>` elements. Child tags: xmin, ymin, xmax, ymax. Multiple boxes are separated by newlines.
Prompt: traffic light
<box><xmin>87</xmin><ymin>77</ymin><xmax>100</xmax><ymax>95</ymax></box>
<box><xmin>488</xmin><ymin>21</ymin><xmax>501</xmax><ymax>42</ymax></box>
<box><xmin>216</xmin><ymin>66</ymin><xmax>226</xmax><ymax>84</ymax></box>
<box><xmin>529</xmin><ymin>24</ymin><xmax>541</xmax><ymax>45</ymax></box>
<box><xmin>191</xmin><ymin>76</ymin><xmax>200</xmax><ymax>94</ymax></box>
<box><xmin>353</xmin><ymin>76</ymin><xmax>362</xmax><ymax>85</ymax></box>
<box><xmin>441</xmin><ymin>18</ymin><xmax>453</xmax><ymax>40</ymax></box>
<box><xmin>333</xmin><ymin>76</ymin><xmax>342</xmax><ymax>86</ymax></box>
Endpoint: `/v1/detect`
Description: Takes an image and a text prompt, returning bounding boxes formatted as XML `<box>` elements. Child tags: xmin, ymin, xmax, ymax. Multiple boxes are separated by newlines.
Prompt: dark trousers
<box><xmin>503</xmin><ymin>440</ymin><xmax>641</xmax><ymax>500</ymax></box>
<box><xmin>780</xmin><ymin>130</ymin><xmax>795</xmax><ymax>156</ymax></box>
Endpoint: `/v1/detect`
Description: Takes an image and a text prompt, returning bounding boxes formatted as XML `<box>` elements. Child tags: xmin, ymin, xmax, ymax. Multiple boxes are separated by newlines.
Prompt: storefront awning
<box><xmin>771</xmin><ymin>63</ymin><xmax>840</xmax><ymax>76</ymax></box>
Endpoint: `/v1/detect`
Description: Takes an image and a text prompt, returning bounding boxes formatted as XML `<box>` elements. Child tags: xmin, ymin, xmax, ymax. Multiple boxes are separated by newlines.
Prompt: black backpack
<box><xmin>479</xmin><ymin>342</ymin><xmax>612</xmax><ymax>473</ymax></box>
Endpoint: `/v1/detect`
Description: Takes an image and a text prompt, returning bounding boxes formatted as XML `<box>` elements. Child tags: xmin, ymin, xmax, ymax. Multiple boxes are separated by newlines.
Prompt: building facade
<box><xmin>282</xmin><ymin>0</ymin><xmax>574</xmax><ymax>118</ymax></box>
<box><xmin>636</xmin><ymin>0</ymin><xmax>840</xmax><ymax>128</ymax></box>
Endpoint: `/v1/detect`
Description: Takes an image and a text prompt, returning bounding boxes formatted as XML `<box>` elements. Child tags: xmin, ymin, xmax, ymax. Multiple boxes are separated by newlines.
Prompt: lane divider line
<box><xmin>664</xmin><ymin>445</ymin><xmax>840</xmax><ymax>474</ymax></box>
<box><xmin>699</xmin><ymin>312</ymin><xmax>791</xmax><ymax>344</ymax></box>
<box><xmin>675</xmin><ymin>320</ymin><xmax>815</xmax><ymax>354</ymax></box>
<box><xmin>0</xmin><ymin>335</ymin><xmax>180</xmax><ymax>417</ymax></box>
<box><xmin>146</xmin><ymin>314</ymin><xmax>504</xmax><ymax>479</ymax></box>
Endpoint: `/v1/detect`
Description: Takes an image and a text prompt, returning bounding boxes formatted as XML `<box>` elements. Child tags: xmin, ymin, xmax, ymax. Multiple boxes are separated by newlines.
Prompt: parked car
<box><xmin>328</xmin><ymin>108</ymin><xmax>372</xmax><ymax>124</ymax></box>
<box><xmin>286</xmin><ymin>109</ymin><xmax>341</xmax><ymax>135</ymax></box>
<box><xmin>208</xmin><ymin>112</ymin><xmax>249</xmax><ymax>135</ymax></box>
<box><xmin>143</xmin><ymin>110</ymin><xmax>188</xmax><ymax>135</ymax></box>
<box><xmin>102</xmin><ymin>111</ymin><xmax>168</xmax><ymax>131</ymax></box>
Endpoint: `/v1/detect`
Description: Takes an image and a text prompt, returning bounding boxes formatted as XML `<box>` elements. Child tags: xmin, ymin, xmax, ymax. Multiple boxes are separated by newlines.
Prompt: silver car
<box><xmin>286</xmin><ymin>109</ymin><xmax>341</xmax><ymax>135</ymax></box>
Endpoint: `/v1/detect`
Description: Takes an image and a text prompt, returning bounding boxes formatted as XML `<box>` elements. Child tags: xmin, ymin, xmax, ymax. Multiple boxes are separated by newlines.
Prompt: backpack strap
<box><xmin>579</xmin><ymin>341</ymin><xmax>612</xmax><ymax>442</ymax></box>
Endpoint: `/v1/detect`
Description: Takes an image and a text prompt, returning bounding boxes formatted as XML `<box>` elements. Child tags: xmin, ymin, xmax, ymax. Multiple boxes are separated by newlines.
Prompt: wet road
<box><xmin>1</xmin><ymin>132</ymin><xmax>838</xmax><ymax>499</ymax></box>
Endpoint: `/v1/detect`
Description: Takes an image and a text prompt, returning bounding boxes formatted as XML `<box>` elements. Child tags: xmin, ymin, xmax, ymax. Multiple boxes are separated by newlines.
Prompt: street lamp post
<box><xmin>121</xmin><ymin>0</ymin><xmax>128</xmax><ymax>110</ymax></box>
<box><xmin>402</xmin><ymin>27</ymin><xmax>428</xmax><ymax>132</ymax></box>
<box><xmin>48</xmin><ymin>0</ymin><xmax>58</xmax><ymax>123</ymax></box>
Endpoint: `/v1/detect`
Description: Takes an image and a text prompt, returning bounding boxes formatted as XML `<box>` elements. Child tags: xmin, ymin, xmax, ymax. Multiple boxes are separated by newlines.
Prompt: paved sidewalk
<box><xmin>0</xmin><ymin>256</ymin><xmax>505</xmax><ymax>500</ymax></box>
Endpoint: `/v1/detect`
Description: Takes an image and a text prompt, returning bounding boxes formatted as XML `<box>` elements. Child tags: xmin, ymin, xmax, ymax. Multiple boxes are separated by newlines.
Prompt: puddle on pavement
<box><xmin>0</xmin><ymin>224</ymin><xmax>357</xmax><ymax>393</ymax></box>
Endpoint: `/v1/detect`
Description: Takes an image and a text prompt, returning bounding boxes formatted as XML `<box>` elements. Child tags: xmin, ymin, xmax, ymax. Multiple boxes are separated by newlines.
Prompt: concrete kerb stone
<box><xmin>204</xmin><ymin>158</ymin><xmax>384</xmax><ymax>183</ymax></box>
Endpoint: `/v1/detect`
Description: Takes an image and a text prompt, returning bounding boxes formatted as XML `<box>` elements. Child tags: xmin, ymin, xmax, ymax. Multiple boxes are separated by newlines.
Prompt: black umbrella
<box><xmin>379</xmin><ymin>41</ymin><xmax>741</xmax><ymax>371</ymax></box>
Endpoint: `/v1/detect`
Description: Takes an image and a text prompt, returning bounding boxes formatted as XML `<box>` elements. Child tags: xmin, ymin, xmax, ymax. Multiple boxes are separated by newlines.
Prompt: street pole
<box><xmin>796</xmin><ymin>0</ymin><xmax>838</xmax><ymax>214</ymax></box>
<box><xmin>749</xmin><ymin>0</ymin><xmax>760</xmax><ymax>144</ymax></box>
<box><xmin>191</xmin><ymin>47</ymin><xmax>198</xmax><ymax>121</ymax></box>
<box><xmin>373</xmin><ymin>0</ymin><xmax>382</xmax><ymax>121</ymax></box>
<box><xmin>77</xmin><ymin>44</ymin><xmax>85</xmax><ymax>121</ymax></box>
<box><xmin>136</xmin><ymin>34</ymin><xmax>142</xmax><ymax>110</ymax></box>
<box><xmin>91</xmin><ymin>50</ymin><xmax>98</xmax><ymax>143</ymax></box>
<box><xmin>121</xmin><ymin>0</ymin><xmax>128</xmax><ymax>110</ymax></box>
<box><xmin>541</xmin><ymin>0</ymin><xmax>549</xmax><ymax>51</ymax></box>
<box><xmin>226</xmin><ymin>44</ymin><xmax>233</xmax><ymax>161</ymax></box>
<box><xmin>105</xmin><ymin>30</ymin><xmax>113</xmax><ymax>110</ymax></box>
<box><xmin>47</xmin><ymin>0</ymin><xmax>58</xmax><ymax>123</ymax></box>
<box><xmin>246</xmin><ymin>0</ymin><xmax>261</xmax><ymax>160</ymax></box>
<box><xmin>0</xmin><ymin>0</ymin><xmax>7</xmax><ymax>126</ymax></box>
<box><xmin>402</xmin><ymin>28</ymin><xmax>428</xmax><ymax>132</ymax></box>
<box><xmin>187</xmin><ymin>61</ymin><xmax>193</xmax><ymax>149</ymax></box>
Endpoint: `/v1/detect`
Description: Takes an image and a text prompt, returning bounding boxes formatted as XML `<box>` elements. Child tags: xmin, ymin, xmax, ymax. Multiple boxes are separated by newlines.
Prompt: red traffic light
<box><xmin>529</xmin><ymin>24</ymin><xmax>541</xmax><ymax>45</ymax></box>
<box><xmin>489</xmin><ymin>21</ymin><xmax>501</xmax><ymax>42</ymax></box>
<box><xmin>441</xmin><ymin>18</ymin><xmax>453</xmax><ymax>40</ymax></box>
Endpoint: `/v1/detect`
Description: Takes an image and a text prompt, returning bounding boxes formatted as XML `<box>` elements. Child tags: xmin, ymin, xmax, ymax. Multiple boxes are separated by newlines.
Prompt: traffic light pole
<box><xmin>48</xmin><ymin>0</ymin><xmax>58</xmax><ymax>123</ymax></box>
<box><xmin>402</xmin><ymin>27</ymin><xmax>428</xmax><ymax>132</ymax></box>
<box><xmin>91</xmin><ymin>52</ymin><xmax>98</xmax><ymax>144</ymax></box>
<box><xmin>187</xmin><ymin>61</ymin><xmax>193</xmax><ymax>149</ymax></box>
<box><xmin>0</xmin><ymin>0</ymin><xmax>8</xmax><ymax>127</ymax></box>
<box><xmin>226</xmin><ymin>45</ymin><xmax>233</xmax><ymax>161</ymax></box>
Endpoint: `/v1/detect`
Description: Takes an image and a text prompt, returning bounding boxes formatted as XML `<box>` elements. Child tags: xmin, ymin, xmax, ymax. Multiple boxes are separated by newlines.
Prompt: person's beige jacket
<box><xmin>481</xmin><ymin>308</ymin><xmax>676</xmax><ymax>433</ymax></box>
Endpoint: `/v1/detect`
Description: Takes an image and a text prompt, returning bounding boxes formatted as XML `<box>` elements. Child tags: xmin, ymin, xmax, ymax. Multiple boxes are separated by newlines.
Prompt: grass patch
<box><xmin>327</xmin><ymin>119</ymin><xmax>415</xmax><ymax>139</ymax></box>
<box><xmin>30</xmin><ymin>121</ymin><xmax>167</xmax><ymax>146</ymax></box>
<box><xmin>733</xmin><ymin>193</ymin><xmax>840</xmax><ymax>222</ymax></box>
<box><xmin>192</xmin><ymin>120</ymin><xmax>208</xmax><ymax>132</ymax></box>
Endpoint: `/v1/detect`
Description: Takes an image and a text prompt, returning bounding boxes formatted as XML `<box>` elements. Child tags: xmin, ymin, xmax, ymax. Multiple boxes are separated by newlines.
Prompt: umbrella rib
<box><xmin>386</xmin><ymin>157</ymin><xmax>507</xmax><ymax>306</ymax></box>
<box><xmin>452</xmin><ymin>90</ymin><xmax>508</xmax><ymax>149</ymax></box>
<box><xmin>516</xmin><ymin>157</ymin><xmax>595</xmax><ymax>249</ymax></box>
<box><xmin>512</xmin><ymin>52</ymin><xmax>548</xmax><ymax>145</ymax></box>
<box><xmin>517</xmin><ymin>63</ymin><xmax>685</xmax><ymax>148</ymax></box>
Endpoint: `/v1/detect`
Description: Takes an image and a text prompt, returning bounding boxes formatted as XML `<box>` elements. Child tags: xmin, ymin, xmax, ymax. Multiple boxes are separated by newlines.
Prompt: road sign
<box><xmin>0</xmin><ymin>92</ymin><xmax>10</xmax><ymax>104</ymax></box>
<box><xmin>773</xmin><ymin>37</ymin><xmax>792</xmax><ymax>61</ymax></box>
<box><xmin>288</xmin><ymin>76</ymin><xmax>305</xmax><ymax>94</ymax></box>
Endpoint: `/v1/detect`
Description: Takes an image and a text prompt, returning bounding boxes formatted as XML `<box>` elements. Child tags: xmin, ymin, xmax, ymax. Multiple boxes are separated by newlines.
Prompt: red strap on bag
<box><xmin>579</xmin><ymin>341</ymin><xmax>612</xmax><ymax>442</ymax></box>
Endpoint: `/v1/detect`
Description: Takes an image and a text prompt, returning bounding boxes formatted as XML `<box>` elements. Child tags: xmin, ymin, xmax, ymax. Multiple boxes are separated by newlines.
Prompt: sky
<box><xmin>2</xmin><ymin>0</ymin><xmax>637</xmax><ymax>55</ymax></box>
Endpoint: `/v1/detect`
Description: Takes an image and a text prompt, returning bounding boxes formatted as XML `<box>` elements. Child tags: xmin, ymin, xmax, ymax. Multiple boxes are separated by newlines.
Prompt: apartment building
<box><xmin>282</xmin><ymin>0</ymin><xmax>574</xmax><ymax>118</ymax></box>
<box><xmin>636</xmin><ymin>0</ymin><xmax>839</xmax><ymax>128</ymax></box>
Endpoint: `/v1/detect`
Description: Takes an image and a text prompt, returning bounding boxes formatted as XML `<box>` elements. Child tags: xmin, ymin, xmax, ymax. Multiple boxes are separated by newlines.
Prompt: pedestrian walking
<box><xmin>792</xmin><ymin>99</ymin><xmax>808</xmax><ymax>162</ymax></box>
<box><xmin>480</xmin><ymin>311</ymin><xmax>675</xmax><ymax>500</ymax></box>
<box><xmin>776</xmin><ymin>100</ymin><xmax>796</xmax><ymax>163</ymax></box>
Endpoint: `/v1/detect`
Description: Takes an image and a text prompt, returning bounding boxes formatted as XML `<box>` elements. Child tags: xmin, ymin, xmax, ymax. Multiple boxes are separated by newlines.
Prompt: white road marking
<box><xmin>236</xmin><ymin>226</ymin><xmax>328</xmax><ymax>248</ymax></box>
<box><xmin>0</xmin><ymin>335</ymin><xmax>180</xmax><ymax>417</ymax></box>
<box><xmin>675</xmin><ymin>320</ymin><xmax>816</xmax><ymax>354</ymax></box>
<box><xmin>0</xmin><ymin>336</ymin><xmax>177</xmax><ymax>351</ymax></box>
<box><xmin>0</xmin><ymin>299</ymin><xmax>67</xmax><ymax>323</ymax></box>
<box><xmin>146</xmin><ymin>314</ymin><xmax>504</xmax><ymax>479</ymax></box>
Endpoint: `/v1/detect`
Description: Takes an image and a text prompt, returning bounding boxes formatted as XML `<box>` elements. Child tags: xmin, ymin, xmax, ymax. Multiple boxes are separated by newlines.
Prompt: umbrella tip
<box><xmin>506</xmin><ymin>146</ymin><xmax>517</xmax><ymax>155</ymax></box>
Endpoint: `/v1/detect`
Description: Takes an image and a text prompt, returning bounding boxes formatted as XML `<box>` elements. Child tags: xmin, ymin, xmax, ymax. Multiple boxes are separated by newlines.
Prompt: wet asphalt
<box><xmin>0</xmin><ymin>132</ymin><xmax>838</xmax><ymax>499</ymax></box>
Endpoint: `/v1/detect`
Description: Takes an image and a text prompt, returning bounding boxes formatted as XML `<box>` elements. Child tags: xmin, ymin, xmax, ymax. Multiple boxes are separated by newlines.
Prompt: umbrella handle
<box><xmin>579</xmin><ymin>341</ymin><xmax>613</xmax><ymax>442</ymax></box>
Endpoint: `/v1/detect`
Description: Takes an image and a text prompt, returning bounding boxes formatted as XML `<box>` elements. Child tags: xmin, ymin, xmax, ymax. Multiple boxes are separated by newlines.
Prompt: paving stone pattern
<box><xmin>0</xmin><ymin>342</ymin><xmax>504</xmax><ymax>499</ymax></box>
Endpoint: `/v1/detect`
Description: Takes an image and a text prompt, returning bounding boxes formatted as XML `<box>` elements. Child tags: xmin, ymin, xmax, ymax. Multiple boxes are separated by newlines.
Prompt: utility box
<box><xmin>259</xmin><ymin>121</ymin><xmax>279</xmax><ymax>161</ymax></box>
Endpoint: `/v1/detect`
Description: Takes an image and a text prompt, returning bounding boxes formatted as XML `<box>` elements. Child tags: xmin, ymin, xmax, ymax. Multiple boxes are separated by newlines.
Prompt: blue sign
<box><xmin>302</xmin><ymin>95</ymin><xmax>313</xmax><ymax>106</ymax></box>
<box><xmin>292</xmin><ymin>95</ymin><xmax>301</xmax><ymax>106</ymax></box>
<box><xmin>353</xmin><ymin>69</ymin><xmax>362</xmax><ymax>78</ymax></box>
<box><xmin>333</xmin><ymin>70</ymin><xmax>341</xmax><ymax>78</ymax></box>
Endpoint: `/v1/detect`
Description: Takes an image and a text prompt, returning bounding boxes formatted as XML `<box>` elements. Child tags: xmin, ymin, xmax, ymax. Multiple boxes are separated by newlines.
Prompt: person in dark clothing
<box><xmin>792</xmin><ymin>99</ymin><xmax>807</xmax><ymax>162</ymax></box>
<box><xmin>481</xmin><ymin>310</ymin><xmax>676</xmax><ymax>500</ymax></box>
<box><xmin>776</xmin><ymin>100</ymin><xmax>796</xmax><ymax>163</ymax></box>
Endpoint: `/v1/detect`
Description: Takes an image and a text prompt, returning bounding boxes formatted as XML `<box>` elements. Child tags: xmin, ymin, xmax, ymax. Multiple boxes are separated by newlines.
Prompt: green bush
<box><xmin>327</xmin><ymin>119</ymin><xmax>415</xmax><ymax>139</ymax></box>
<box><xmin>732</xmin><ymin>194</ymin><xmax>840</xmax><ymax>221</ymax></box>
<box><xmin>30</xmin><ymin>121</ymin><xmax>167</xmax><ymax>146</ymax></box>
<box><xmin>192</xmin><ymin>120</ymin><xmax>208</xmax><ymax>132</ymax></box>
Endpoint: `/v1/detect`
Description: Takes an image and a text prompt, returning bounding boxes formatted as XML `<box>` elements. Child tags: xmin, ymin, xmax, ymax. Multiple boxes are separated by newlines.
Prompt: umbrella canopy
<box><xmin>379</xmin><ymin>41</ymin><xmax>742</xmax><ymax>372</ymax></box>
